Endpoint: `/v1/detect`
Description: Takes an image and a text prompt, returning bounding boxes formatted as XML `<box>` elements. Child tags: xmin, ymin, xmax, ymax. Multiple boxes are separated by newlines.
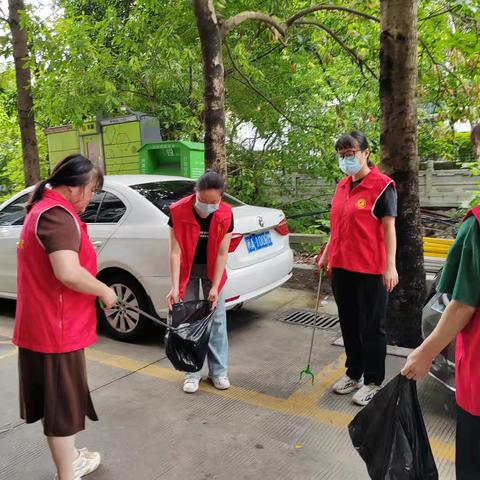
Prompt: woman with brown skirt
<box><xmin>12</xmin><ymin>155</ymin><xmax>117</xmax><ymax>480</ymax></box>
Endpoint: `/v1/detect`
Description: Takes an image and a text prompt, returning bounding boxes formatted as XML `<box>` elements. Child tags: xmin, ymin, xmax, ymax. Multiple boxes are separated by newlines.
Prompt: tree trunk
<box><xmin>191</xmin><ymin>0</ymin><xmax>227</xmax><ymax>176</ymax></box>
<box><xmin>8</xmin><ymin>0</ymin><xmax>40</xmax><ymax>187</ymax></box>
<box><xmin>380</xmin><ymin>0</ymin><xmax>424</xmax><ymax>347</ymax></box>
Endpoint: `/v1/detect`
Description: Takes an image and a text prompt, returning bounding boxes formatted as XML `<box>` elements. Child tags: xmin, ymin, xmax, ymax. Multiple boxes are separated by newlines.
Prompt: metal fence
<box><xmin>285</xmin><ymin>161</ymin><xmax>479</xmax><ymax>208</ymax></box>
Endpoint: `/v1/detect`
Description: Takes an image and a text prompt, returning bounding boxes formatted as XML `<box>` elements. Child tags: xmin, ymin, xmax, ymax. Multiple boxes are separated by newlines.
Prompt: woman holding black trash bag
<box><xmin>167</xmin><ymin>170</ymin><xmax>233</xmax><ymax>394</ymax></box>
<box><xmin>317</xmin><ymin>131</ymin><xmax>399</xmax><ymax>406</ymax></box>
<box><xmin>402</xmin><ymin>204</ymin><xmax>480</xmax><ymax>480</ymax></box>
<box><xmin>12</xmin><ymin>155</ymin><xmax>117</xmax><ymax>480</ymax></box>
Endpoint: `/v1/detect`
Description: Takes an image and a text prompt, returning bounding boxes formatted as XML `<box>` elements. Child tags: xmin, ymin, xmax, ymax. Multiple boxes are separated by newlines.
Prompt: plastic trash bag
<box><xmin>348</xmin><ymin>374</ymin><xmax>438</xmax><ymax>480</ymax></box>
<box><xmin>165</xmin><ymin>300</ymin><xmax>215</xmax><ymax>372</ymax></box>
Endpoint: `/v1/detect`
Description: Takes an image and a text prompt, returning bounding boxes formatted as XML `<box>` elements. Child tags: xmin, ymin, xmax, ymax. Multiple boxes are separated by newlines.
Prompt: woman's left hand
<box><xmin>208</xmin><ymin>287</ymin><xmax>219</xmax><ymax>310</ymax></box>
<box><xmin>383</xmin><ymin>265</ymin><xmax>399</xmax><ymax>293</ymax></box>
<box><xmin>401</xmin><ymin>346</ymin><xmax>432</xmax><ymax>381</ymax></box>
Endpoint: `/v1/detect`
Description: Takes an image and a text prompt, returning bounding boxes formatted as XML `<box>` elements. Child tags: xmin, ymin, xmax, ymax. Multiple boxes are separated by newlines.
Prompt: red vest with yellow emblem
<box><xmin>169</xmin><ymin>194</ymin><xmax>233</xmax><ymax>299</ymax></box>
<box><xmin>328</xmin><ymin>166</ymin><xmax>395</xmax><ymax>274</ymax></box>
<box><xmin>13</xmin><ymin>189</ymin><xmax>98</xmax><ymax>353</ymax></box>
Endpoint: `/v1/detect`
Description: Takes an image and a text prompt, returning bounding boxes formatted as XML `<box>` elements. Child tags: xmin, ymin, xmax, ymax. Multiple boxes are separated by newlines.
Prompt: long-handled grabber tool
<box><xmin>299</xmin><ymin>268</ymin><xmax>324</xmax><ymax>385</ymax></box>
<box><xmin>98</xmin><ymin>298</ymin><xmax>171</xmax><ymax>329</ymax></box>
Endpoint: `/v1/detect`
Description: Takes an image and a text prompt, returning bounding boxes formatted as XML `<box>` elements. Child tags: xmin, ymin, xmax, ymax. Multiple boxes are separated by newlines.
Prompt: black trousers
<box><xmin>331</xmin><ymin>268</ymin><xmax>388</xmax><ymax>385</ymax></box>
<box><xmin>456</xmin><ymin>405</ymin><xmax>480</xmax><ymax>480</ymax></box>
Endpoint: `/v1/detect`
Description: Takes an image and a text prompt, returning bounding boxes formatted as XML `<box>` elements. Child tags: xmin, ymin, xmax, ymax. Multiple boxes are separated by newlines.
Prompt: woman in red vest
<box><xmin>167</xmin><ymin>170</ymin><xmax>233</xmax><ymax>394</ymax></box>
<box><xmin>13</xmin><ymin>155</ymin><xmax>117</xmax><ymax>480</ymax></box>
<box><xmin>317</xmin><ymin>131</ymin><xmax>399</xmax><ymax>406</ymax></box>
<box><xmin>402</xmin><ymin>205</ymin><xmax>480</xmax><ymax>480</ymax></box>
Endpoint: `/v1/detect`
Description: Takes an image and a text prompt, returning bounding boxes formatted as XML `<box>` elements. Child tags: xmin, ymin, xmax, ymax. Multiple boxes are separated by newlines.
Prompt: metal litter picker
<box><xmin>99</xmin><ymin>298</ymin><xmax>170</xmax><ymax>328</ymax></box>
<box><xmin>299</xmin><ymin>269</ymin><xmax>324</xmax><ymax>385</ymax></box>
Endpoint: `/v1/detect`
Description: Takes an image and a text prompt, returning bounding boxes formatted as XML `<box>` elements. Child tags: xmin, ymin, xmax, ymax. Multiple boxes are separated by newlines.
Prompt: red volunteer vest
<box><xmin>455</xmin><ymin>206</ymin><xmax>480</xmax><ymax>416</ymax></box>
<box><xmin>328</xmin><ymin>166</ymin><xmax>395</xmax><ymax>274</ymax></box>
<box><xmin>169</xmin><ymin>194</ymin><xmax>232</xmax><ymax>299</ymax></box>
<box><xmin>13</xmin><ymin>189</ymin><xmax>98</xmax><ymax>353</ymax></box>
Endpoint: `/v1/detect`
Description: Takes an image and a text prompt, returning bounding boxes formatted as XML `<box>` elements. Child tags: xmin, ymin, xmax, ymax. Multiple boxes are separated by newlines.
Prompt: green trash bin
<box><xmin>138</xmin><ymin>141</ymin><xmax>205</xmax><ymax>179</ymax></box>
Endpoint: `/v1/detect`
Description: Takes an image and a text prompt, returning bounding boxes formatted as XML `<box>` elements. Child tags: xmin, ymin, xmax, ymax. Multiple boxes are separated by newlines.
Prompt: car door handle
<box><xmin>91</xmin><ymin>240</ymin><xmax>103</xmax><ymax>249</ymax></box>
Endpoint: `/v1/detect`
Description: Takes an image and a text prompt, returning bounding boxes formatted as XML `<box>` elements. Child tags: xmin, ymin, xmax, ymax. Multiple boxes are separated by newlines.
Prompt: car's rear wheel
<box><xmin>98</xmin><ymin>272</ymin><xmax>151</xmax><ymax>341</ymax></box>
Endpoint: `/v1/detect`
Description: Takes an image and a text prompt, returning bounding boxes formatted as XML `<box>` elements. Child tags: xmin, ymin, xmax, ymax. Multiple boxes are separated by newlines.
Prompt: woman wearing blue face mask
<box><xmin>317</xmin><ymin>131</ymin><xmax>399</xmax><ymax>406</ymax></box>
<box><xmin>167</xmin><ymin>170</ymin><xmax>234</xmax><ymax>394</ymax></box>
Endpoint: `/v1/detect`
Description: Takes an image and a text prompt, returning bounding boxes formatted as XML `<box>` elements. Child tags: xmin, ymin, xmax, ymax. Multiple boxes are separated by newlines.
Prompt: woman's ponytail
<box><xmin>25</xmin><ymin>179</ymin><xmax>50</xmax><ymax>213</ymax></box>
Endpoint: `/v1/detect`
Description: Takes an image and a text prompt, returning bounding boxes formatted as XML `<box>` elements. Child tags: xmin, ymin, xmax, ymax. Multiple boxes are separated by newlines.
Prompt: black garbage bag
<box><xmin>165</xmin><ymin>300</ymin><xmax>215</xmax><ymax>372</ymax></box>
<box><xmin>348</xmin><ymin>374</ymin><xmax>438</xmax><ymax>480</ymax></box>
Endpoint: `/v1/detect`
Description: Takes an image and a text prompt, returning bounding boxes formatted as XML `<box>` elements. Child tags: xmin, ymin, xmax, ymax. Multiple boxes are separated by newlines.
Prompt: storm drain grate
<box><xmin>275</xmin><ymin>310</ymin><xmax>340</xmax><ymax>330</ymax></box>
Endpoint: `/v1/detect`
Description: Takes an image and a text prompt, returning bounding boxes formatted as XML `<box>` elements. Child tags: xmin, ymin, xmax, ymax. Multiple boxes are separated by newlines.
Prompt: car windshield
<box><xmin>130</xmin><ymin>180</ymin><xmax>244</xmax><ymax>215</ymax></box>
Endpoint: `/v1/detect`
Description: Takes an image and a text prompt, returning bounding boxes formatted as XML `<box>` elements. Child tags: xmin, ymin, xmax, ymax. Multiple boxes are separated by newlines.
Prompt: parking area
<box><xmin>0</xmin><ymin>288</ymin><xmax>456</xmax><ymax>480</ymax></box>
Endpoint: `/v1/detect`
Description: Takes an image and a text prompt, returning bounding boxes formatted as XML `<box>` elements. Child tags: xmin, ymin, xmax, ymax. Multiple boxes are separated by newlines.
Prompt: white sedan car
<box><xmin>0</xmin><ymin>175</ymin><xmax>293</xmax><ymax>340</ymax></box>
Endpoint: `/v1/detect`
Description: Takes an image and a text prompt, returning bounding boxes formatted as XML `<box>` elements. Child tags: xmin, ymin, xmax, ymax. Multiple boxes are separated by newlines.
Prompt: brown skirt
<box><xmin>18</xmin><ymin>347</ymin><xmax>98</xmax><ymax>437</ymax></box>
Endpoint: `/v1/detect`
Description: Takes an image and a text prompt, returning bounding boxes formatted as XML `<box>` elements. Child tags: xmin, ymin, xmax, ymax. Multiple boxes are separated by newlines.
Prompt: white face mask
<box><xmin>195</xmin><ymin>200</ymin><xmax>219</xmax><ymax>215</ymax></box>
<box><xmin>338</xmin><ymin>154</ymin><xmax>363</xmax><ymax>176</ymax></box>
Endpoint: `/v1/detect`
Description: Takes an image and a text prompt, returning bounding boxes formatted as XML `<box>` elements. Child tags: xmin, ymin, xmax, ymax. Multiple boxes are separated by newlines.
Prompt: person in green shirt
<box><xmin>402</xmin><ymin>211</ymin><xmax>480</xmax><ymax>480</ymax></box>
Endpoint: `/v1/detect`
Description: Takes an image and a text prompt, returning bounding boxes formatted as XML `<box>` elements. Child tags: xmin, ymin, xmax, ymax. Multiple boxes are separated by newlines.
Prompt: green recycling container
<box><xmin>138</xmin><ymin>141</ymin><xmax>205</xmax><ymax>179</ymax></box>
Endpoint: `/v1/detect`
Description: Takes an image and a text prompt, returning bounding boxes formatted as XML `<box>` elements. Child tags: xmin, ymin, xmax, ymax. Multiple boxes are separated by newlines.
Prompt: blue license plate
<box><xmin>245</xmin><ymin>231</ymin><xmax>273</xmax><ymax>253</ymax></box>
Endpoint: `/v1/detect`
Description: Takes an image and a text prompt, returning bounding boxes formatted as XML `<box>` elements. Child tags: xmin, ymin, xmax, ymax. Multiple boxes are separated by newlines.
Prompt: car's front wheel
<box><xmin>98</xmin><ymin>271</ymin><xmax>151</xmax><ymax>341</ymax></box>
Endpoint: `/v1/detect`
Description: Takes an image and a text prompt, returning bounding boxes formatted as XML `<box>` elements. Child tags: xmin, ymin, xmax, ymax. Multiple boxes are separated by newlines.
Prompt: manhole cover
<box><xmin>275</xmin><ymin>310</ymin><xmax>340</xmax><ymax>330</ymax></box>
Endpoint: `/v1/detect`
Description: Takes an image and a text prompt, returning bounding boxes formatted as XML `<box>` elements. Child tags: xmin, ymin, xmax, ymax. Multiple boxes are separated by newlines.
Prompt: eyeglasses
<box><xmin>337</xmin><ymin>149</ymin><xmax>361</xmax><ymax>160</ymax></box>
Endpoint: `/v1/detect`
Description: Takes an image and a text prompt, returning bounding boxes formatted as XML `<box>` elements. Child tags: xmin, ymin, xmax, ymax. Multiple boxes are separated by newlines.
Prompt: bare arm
<box><xmin>169</xmin><ymin>228</ymin><xmax>181</xmax><ymax>290</ymax></box>
<box><xmin>211</xmin><ymin>233</ymin><xmax>232</xmax><ymax>289</ymax></box>
<box><xmin>402</xmin><ymin>300</ymin><xmax>475</xmax><ymax>380</ymax></box>
<box><xmin>167</xmin><ymin>227</ymin><xmax>182</xmax><ymax>309</ymax></box>
<box><xmin>49</xmin><ymin>250</ymin><xmax>116</xmax><ymax>308</ymax></box>
<box><xmin>381</xmin><ymin>216</ymin><xmax>398</xmax><ymax>292</ymax></box>
<box><xmin>316</xmin><ymin>236</ymin><xmax>331</xmax><ymax>270</ymax></box>
<box><xmin>208</xmin><ymin>233</ymin><xmax>232</xmax><ymax>309</ymax></box>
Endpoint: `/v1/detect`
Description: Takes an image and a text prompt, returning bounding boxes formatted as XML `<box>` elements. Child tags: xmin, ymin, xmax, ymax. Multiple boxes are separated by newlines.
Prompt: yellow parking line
<box><xmin>85</xmin><ymin>347</ymin><xmax>455</xmax><ymax>463</ymax></box>
<box><xmin>289</xmin><ymin>353</ymin><xmax>347</xmax><ymax>406</ymax></box>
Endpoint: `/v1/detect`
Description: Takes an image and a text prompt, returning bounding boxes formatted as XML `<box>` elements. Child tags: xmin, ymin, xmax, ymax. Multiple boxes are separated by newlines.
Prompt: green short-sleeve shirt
<box><xmin>437</xmin><ymin>215</ymin><xmax>480</xmax><ymax>308</ymax></box>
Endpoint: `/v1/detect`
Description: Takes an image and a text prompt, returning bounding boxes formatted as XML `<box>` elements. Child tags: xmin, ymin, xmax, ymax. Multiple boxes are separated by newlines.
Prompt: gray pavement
<box><xmin>0</xmin><ymin>288</ymin><xmax>456</xmax><ymax>479</ymax></box>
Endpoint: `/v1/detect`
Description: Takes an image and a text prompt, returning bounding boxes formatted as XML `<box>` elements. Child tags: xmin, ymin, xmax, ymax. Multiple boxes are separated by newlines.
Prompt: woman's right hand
<box><xmin>316</xmin><ymin>252</ymin><xmax>328</xmax><ymax>271</ymax></box>
<box><xmin>99</xmin><ymin>286</ymin><xmax>117</xmax><ymax>310</ymax></box>
<box><xmin>166</xmin><ymin>287</ymin><xmax>180</xmax><ymax>311</ymax></box>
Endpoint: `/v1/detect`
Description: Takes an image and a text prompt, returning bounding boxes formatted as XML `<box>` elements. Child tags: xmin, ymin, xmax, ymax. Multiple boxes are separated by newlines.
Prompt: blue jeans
<box><xmin>184</xmin><ymin>265</ymin><xmax>228</xmax><ymax>381</ymax></box>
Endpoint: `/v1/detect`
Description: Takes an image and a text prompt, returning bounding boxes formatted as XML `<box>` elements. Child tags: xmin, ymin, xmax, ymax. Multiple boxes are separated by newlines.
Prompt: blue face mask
<box><xmin>338</xmin><ymin>155</ymin><xmax>363</xmax><ymax>176</ymax></box>
<box><xmin>195</xmin><ymin>200</ymin><xmax>219</xmax><ymax>215</ymax></box>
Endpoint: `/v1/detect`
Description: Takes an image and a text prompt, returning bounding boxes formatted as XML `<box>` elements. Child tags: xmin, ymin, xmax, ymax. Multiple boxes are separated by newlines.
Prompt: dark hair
<box><xmin>335</xmin><ymin>131</ymin><xmax>372</xmax><ymax>166</ymax></box>
<box><xmin>335</xmin><ymin>131</ymin><xmax>369</xmax><ymax>151</ymax></box>
<box><xmin>26</xmin><ymin>154</ymin><xmax>104</xmax><ymax>213</ymax></box>
<box><xmin>195</xmin><ymin>169</ymin><xmax>225</xmax><ymax>192</ymax></box>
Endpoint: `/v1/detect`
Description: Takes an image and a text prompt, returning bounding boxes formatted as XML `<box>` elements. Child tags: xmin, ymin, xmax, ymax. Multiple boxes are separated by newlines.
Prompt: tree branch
<box><xmin>286</xmin><ymin>5</ymin><xmax>379</xmax><ymax>26</ymax></box>
<box><xmin>225</xmin><ymin>43</ymin><xmax>320</xmax><ymax>130</ymax></box>
<box><xmin>417</xmin><ymin>39</ymin><xmax>444</xmax><ymax>100</ymax></box>
<box><xmin>292</xmin><ymin>20</ymin><xmax>378</xmax><ymax>79</ymax></box>
<box><xmin>222</xmin><ymin>11</ymin><xmax>286</xmax><ymax>39</ymax></box>
<box><xmin>250</xmin><ymin>43</ymin><xmax>284</xmax><ymax>63</ymax></box>
<box><xmin>119</xmin><ymin>89</ymin><xmax>154</xmax><ymax>99</ymax></box>
<box><xmin>419</xmin><ymin>5</ymin><xmax>461</xmax><ymax>22</ymax></box>
<box><xmin>419</xmin><ymin>37</ymin><xmax>469</xmax><ymax>96</ymax></box>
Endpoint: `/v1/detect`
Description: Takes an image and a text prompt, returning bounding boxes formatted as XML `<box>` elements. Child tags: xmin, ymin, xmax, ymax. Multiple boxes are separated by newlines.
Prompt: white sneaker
<box><xmin>53</xmin><ymin>448</ymin><xmax>100</xmax><ymax>479</ymax></box>
<box><xmin>183</xmin><ymin>378</ymin><xmax>200</xmax><ymax>393</ymax></box>
<box><xmin>74</xmin><ymin>447</ymin><xmax>101</xmax><ymax>477</ymax></box>
<box><xmin>210</xmin><ymin>376</ymin><xmax>230</xmax><ymax>390</ymax></box>
<box><xmin>332</xmin><ymin>374</ymin><xmax>364</xmax><ymax>394</ymax></box>
<box><xmin>352</xmin><ymin>383</ymin><xmax>382</xmax><ymax>406</ymax></box>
